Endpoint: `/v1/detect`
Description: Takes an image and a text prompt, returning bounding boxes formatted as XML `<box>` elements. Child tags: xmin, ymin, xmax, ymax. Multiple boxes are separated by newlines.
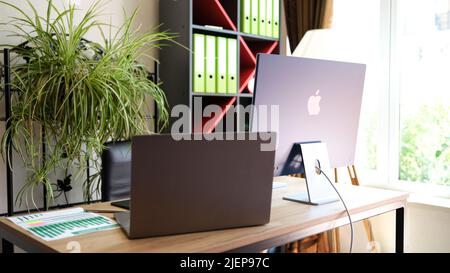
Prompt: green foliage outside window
<box><xmin>399</xmin><ymin>104</ymin><xmax>450</xmax><ymax>185</ymax></box>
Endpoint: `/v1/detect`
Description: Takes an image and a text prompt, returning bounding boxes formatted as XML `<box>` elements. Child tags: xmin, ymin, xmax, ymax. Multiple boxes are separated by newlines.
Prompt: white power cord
<box><xmin>316</xmin><ymin>166</ymin><xmax>354</xmax><ymax>253</ymax></box>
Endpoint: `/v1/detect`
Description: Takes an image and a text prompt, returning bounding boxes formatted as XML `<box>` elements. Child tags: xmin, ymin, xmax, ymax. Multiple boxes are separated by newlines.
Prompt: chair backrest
<box><xmin>101</xmin><ymin>141</ymin><xmax>132</xmax><ymax>201</ymax></box>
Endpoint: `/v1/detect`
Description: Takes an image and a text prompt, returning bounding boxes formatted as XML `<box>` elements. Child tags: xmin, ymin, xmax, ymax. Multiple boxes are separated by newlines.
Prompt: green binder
<box><xmin>273</xmin><ymin>0</ymin><xmax>280</xmax><ymax>38</ymax></box>
<box><xmin>205</xmin><ymin>35</ymin><xmax>216</xmax><ymax>93</ymax></box>
<box><xmin>227</xmin><ymin>38</ymin><xmax>237</xmax><ymax>94</ymax></box>
<box><xmin>259</xmin><ymin>0</ymin><xmax>267</xmax><ymax>36</ymax></box>
<box><xmin>216</xmin><ymin>37</ymin><xmax>228</xmax><ymax>94</ymax></box>
<box><xmin>251</xmin><ymin>0</ymin><xmax>259</xmax><ymax>35</ymax></box>
<box><xmin>241</xmin><ymin>0</ymin><xmax>251</xmax><ymax>33</ymax></box>
<box><xmin>266</xmin><ymin>0</ymin><xmax>273</xmax><ymax>37</ymax></box>
<box><xmin>193</xmin><ymin>34</ymin><xmax>205</xmax><ymax>93</ymax></box>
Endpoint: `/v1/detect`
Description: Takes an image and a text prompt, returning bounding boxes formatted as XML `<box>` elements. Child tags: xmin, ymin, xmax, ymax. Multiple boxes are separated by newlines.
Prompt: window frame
<box><xmin>365</xmin><ymin>0</ymin><xmax>450</xmax><ymax>198</ymax></box>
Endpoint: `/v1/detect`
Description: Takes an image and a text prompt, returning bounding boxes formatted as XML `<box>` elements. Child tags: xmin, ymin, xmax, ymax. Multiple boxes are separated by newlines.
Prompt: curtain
<box><xmin>284</xmin><ymin>0</ymin><xmax>334</xmax><ymax>54</ymax></box>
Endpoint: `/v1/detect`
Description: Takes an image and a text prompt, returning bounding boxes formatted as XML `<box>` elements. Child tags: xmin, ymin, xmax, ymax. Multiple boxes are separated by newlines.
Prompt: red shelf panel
<box><xmin>239</xmin><ymin>68</ymin><xmax>255</xmax><ymax>94</ymax></box>
<box><xmin>245</xmin><ymin>40</ymin><xmax>279</xmax><ymax>58</ymax></box>
<box><xmin>194</xmin><ymin>97</ymin><xmax>237</xmax><ymax>134</ymax></box>
<box><xmin>263</xmin><ymin>41</ymin><xmax>279</xmax><ymax>54</ymax></box>
<box><xmin>239</xmin><ymin>37</ymin><xmax>257</xmax><ymax>94</ymax></box>
<box><xmin>239</xmin><ymin>39</ymin><xmax>278</xmax><ymax>94</ymax></box>
<box><xmin>193</xmin><ymin>0</ymin><xmax>237</xmax><ymax>31</ymax></box>
<box><xmin>239</xmin><ymin>36</ymin><xmax>256</xmax><ymax>66</ymax></box>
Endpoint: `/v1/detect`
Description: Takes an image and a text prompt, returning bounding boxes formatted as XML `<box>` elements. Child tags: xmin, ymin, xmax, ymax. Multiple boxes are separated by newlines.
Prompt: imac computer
<box><xmin>251</xmin><ymin>54</ymin><xmax>366</xmax><ymax>204</ymax></box>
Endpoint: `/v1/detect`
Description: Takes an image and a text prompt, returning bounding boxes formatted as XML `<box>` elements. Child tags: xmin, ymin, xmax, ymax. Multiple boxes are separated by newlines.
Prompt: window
<box><xmin>332</xmin><ymin>0</ymin><xmax>450</xmax><ymax>194</ymax></box>
<box><xmin>394</xmin><ymin>0</ymin><xmax>450</xmax><ymax>186</ymax></box>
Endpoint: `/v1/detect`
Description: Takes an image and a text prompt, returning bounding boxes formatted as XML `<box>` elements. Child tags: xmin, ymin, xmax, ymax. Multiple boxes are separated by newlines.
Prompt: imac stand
<box><xmin>283</xmin><ymin>142</ymin><xmax>338</xmax><ymax>206</ymax></box>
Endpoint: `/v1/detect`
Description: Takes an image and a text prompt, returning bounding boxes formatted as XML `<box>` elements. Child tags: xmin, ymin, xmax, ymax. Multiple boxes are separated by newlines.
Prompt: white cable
<box><xmin>316</xmin><ymin>166</ymin><xmax>354</xmax><ymax>253</ymax></box>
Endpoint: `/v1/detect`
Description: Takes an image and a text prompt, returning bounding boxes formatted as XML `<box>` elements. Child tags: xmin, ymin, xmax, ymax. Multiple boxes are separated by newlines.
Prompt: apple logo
<box><xmin>308</xmin><ymin>90</ymin><xmax>322</xmax><ymax>116</ymax></box>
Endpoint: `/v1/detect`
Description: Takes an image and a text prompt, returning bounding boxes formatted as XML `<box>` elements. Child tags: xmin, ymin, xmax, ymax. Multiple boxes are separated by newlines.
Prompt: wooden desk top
<box><xmin>0</xmin><ymin>177</ymin><xmax>408</xmax><ymax>253</ymax></box>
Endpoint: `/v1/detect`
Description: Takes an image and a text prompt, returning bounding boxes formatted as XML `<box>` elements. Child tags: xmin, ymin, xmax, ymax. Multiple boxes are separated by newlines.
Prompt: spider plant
<box><xmin>0</xmin><ymin>0</ymin><xmax>174</xmax><ymax>208</ymax></box>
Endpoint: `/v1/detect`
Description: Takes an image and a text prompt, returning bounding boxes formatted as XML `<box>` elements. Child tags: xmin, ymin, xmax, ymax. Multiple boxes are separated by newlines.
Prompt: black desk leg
<box><xmin>2</xmin><ymin>239</ymin><xmax>14</xmax><ymax>253</ymax></box>
<box><xmin>395</xmin><ymin>207</ymin><xmax>404</xmax><ymax>253</ymax></box>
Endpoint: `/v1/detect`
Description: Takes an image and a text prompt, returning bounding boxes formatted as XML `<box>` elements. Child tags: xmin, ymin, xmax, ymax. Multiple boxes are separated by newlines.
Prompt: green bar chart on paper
<box><xmin>8</xmin><ymin>208</ymin><xmax>119</xmax><ymax>241</ymax></box>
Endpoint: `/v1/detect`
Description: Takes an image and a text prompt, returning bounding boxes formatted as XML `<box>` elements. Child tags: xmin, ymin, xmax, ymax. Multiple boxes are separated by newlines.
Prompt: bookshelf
<box><xmin>159</xmin><ymin>0</ymin><xmax>280</xmax><ymax>133</ymax></box>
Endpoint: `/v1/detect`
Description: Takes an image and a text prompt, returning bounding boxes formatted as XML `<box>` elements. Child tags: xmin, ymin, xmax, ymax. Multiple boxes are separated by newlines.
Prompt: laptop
<box><xmin>115</xmin><ymin>132</ymin><xmax>276</xmax><ymax>239</ymax></box>
<box><xmin>252</xmin><ymin>54</ymin><xmax>366</xmax><ymax>176</ymax></box>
